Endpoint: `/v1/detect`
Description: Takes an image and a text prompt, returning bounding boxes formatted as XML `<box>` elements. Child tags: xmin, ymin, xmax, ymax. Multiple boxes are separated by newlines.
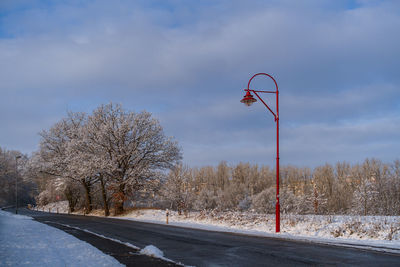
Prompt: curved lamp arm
<box><xmin>243</xmin><ymin>73</ymin><xmax>279</xmax><ymax>121</ymax></box>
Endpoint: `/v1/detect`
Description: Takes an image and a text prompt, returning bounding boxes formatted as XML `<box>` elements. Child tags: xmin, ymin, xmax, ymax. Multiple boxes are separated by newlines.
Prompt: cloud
<box><xmin>0</xmin><ymin>0</ymin><xmax>399</xmax><ymax>167</ymax></box>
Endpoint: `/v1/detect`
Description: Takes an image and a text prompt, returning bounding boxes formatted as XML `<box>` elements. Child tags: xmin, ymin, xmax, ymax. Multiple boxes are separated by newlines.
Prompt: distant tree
<box><xmin>251</xmin><ymin>187</ymin><xmax>275</xmax><ymax>213</ymax></box>
<box><xmin>215</xmin><ymin>182</ymin><xmax>244</xmax><ymax>211</ymax></box>
<box><xmin>387</xmin><ymin>160</ymin><xmax>400</xmax><ymax>215</ymax></box>
<box><xmin>63</xmin><ymin>180</ymin><xmax>81</xmax><ymax>213</ymax></box>
<box><xmin>215</xmin><ymin>161</ymin><xmax>230</xmax><ymax>191</ymax></box>
<box><xmin>161</xmin><ymin>164</ymin><xmax>193</xmax><ymax>214</ymax></box>
<box><xmin>0</xmin><ymin>147</ymin><xmax>34</xmax><ymax>207</ymax></box>
<box><xmin>312</xmin><ymin>164</ymin><xmax>335</xmax><ymax>214</ymax></box>
<box><xmin>352</xmin><ymin>180</ymin><xmax>378</xmax><ymax>215</ymax></box>
<box><xmin>37</xmin><ymin>112</ymin><xmax>98</xmax><ymax>213</ymax></box>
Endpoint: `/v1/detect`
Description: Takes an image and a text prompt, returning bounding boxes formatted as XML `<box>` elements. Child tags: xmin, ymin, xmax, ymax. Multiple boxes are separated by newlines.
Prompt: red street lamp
<box><xmin>241</xmin><ymin>72</ymin><xmax>280</xmax><ymax>233</ymax></box>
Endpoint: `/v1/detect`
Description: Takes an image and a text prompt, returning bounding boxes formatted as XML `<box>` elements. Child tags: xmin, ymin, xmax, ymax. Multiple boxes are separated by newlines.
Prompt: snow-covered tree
<box><xmin>85</xmin><ymin>103</ymin><xmax>181</xmax><ymax>215</ymax></box>
<box><xmin>160</xmin><ymin>164</ymin><xmax>193</xmax><ymax>214</ymax></box>
<box><xmin>37</xmin><ymin>112</ymin><xmax>98</xmax><ymax>212</ymax></box>
<box><xmin>35</xmin><ymin>103</ymin><xmax>181</xmax><ymax>215</ymax></box>
<box><xmin>351</xmin><ymin>179</ymin><xmax>379</xmax><ymax>216</ymax></box>
<box><xmin>251</xmin><ymin>187</ymin><xmax>276</xmax><ymax>213</ymax></box>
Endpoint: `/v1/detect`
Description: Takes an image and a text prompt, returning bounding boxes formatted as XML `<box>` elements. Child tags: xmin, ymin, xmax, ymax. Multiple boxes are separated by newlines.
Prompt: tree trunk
<box><xmin>64</xmin><ymin>186</ymin><xmax>76</xmax><ymax>213</ymax></box>
<box><xmin>114</xmin><ymin>201</ymin><xmax>123</xmax><ymax>215</ymax></box>
<box><xmin>313</xmin><ymin>187</ymin><xmax>318</xmax><ymax>214</ymax></box>
<box><xmin>82</xmin><ymin>179</ymin><xmax>92</xmax><ymax>214</ymax></box>
<box><xmin>113</xmin><ymin>184</ymin><xmax>125</xmax><ymax>216</ymax></box>
<box><xmin>99</xmin><ymin>174</ymin><xmax>110</xmax><ymax>216</ymax></box>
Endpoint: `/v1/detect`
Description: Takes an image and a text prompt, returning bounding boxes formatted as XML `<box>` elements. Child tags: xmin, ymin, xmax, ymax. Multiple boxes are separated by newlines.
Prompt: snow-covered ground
<box><xmin>37</xmin><ymin>202</ymin><xmax>400</xmax><ymax>254</ymax></box>
<box><xmin>0</xmin><ymin>209</ymin><xmax>123</xmax><ymax>267</ymax></box>
<box><xmin>37</xmin><ymin>201</ymin><xmax>69</xmax><ymax>214</ymax></box>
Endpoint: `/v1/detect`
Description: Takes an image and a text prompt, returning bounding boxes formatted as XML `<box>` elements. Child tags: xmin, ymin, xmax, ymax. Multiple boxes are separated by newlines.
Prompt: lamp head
<box><xmin>240</xmin><ymin>90</ymin><xmax>257</xmax><ymax>106</ymax></box>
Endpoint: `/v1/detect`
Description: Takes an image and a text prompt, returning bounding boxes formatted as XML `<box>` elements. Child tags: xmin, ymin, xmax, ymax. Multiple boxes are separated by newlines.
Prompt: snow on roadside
<box><xmin>0</xmin><ymin>210</ymin><xmax>123</xmax><ymax>267</ymax></box>
<box><xmin>35</xmin><ymin>201</ymin><xmax>69</xmax><ymax>214</ymax></box>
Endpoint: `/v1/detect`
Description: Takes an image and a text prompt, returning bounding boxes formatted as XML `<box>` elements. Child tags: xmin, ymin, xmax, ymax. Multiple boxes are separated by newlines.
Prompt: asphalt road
<box><xmin>17</xmin><ymin>209</ymin><xmax>400</xmax><ymax>266</ymax></box>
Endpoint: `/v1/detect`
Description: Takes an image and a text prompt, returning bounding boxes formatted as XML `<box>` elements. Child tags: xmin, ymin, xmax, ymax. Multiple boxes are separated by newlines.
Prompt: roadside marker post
<box><xmin>166</xmin><ymin>209</ymin><xmax>169</xmax><ymax>224</ymax></box>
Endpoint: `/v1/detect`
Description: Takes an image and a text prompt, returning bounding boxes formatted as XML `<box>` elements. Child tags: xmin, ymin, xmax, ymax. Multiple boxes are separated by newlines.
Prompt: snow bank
<box><xmin>140</xmin><ymin>245</ymin><xmax>164</xmax><ymax>258</ymax></box>
<box><xmin>138</xmin><ymin>244</ymin><xmax>180</xmax><ymax>264</ymax></box>
<box><xmin>36</xmin><ymin>201</ymin><xmax>69</xmax><ymax>214</ymax></box>
<box><xmin>0</xmin><ymin>210</ymin><xmax>123</xmax><ymax>267</ymax></box>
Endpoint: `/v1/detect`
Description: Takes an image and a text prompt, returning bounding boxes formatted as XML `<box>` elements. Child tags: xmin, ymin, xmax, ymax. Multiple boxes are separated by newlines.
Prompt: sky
<box><xmin>0</xmin><ymin>0</ymin><xmax>399</xmax><ymax>168</ymax></box>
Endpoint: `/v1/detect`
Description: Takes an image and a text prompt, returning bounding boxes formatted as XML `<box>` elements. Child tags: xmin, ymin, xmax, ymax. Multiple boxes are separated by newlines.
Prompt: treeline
<box><xmin>160</xmin><ymin>159</ymin><xmax>400</xmax><ymax>216</ymax></box>
<box><xmin>0</xmin><ymin>147</ymin><xmax>36</xmax><ymax>207</ymax></box>
<box><xmin>36</xmin><ymin>156</ymin><xmax>400</xmax><ymax>216</ymax></box>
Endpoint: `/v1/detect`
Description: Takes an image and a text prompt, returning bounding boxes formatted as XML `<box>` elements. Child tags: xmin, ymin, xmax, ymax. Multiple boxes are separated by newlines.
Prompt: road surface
<box><xmin>18</xmin><ymin>209</ymin><xmax>400</xmax><ymax>266</ymax></box>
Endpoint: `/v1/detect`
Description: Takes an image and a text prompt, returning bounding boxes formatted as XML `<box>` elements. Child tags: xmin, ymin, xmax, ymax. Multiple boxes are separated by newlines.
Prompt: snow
<box><xmin>140</xmin><ymin>245</ymin><xmax>164</xmax><ymax>258</ymax></box>
<box><xmin>37</xmin><ymin>201</ymin><xmax>69</xmax><ymax>214</ymax></box>
<box><xmin>138</xmin><ymin>245</ymin><xmax>181</xmax><ymax>264</ymax></box>
<box><xmin>0</xmin><ymin>210</ymin><xmax>123</xmax><ymax>267</ymax></box>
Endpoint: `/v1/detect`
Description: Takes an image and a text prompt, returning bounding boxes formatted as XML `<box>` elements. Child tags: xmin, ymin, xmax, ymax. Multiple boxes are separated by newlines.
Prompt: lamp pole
<box><xmin>240</xmin><ymin>73</ymin><xmax>280</xmax><ymax>233</ymax></box>
<box><xmin>15</xmin><ymin>155</ymin><xmax>21</xmax><ymax>214</ymax></box>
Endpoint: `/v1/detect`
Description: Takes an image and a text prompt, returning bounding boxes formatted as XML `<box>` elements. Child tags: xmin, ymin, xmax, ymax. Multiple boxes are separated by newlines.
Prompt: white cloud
<box><xmin>0</xmin><ymin>0</ymin><xmax>399</xmax><ymax>167</ymax></box>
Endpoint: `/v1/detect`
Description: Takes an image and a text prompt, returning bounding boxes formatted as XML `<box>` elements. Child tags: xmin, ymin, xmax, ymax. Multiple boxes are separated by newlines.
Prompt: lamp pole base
<box><xmin>276</xmin><ymin>202</ymin><xmax>280</xmax><ymax>233</ymax></box>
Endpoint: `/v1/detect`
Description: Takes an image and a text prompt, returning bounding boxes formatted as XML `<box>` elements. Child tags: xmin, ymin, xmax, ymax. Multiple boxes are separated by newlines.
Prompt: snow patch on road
<box><xmin>140</xmin><ymin>245</ymin><xmax>164</xmax><ymax>258</ymax></box>
<box><xmin>139</xmin><ymin>245</ymin><xmax>184</xmax><ymax>265</ymax></box>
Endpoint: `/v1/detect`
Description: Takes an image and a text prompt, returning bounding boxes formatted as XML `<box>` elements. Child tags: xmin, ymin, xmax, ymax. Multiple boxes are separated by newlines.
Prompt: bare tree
<box><xmin>37</xmin><ymin>112</ymin><xmax>98</xmax><ymax>213</ymax></box>
<box><xmin>161</xmin><ymin>164</ymin><xmax>193</xmax><ymax>214</ymax></box>
<box><xmin>86</xmin><ymin>103</ymin><xmax>181</xmax><ymax>215</ymax></box>
<box><xmin>0</xmin><ymin>148</ymin><xmax>35</xmax><ymax>207</ymax></box>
